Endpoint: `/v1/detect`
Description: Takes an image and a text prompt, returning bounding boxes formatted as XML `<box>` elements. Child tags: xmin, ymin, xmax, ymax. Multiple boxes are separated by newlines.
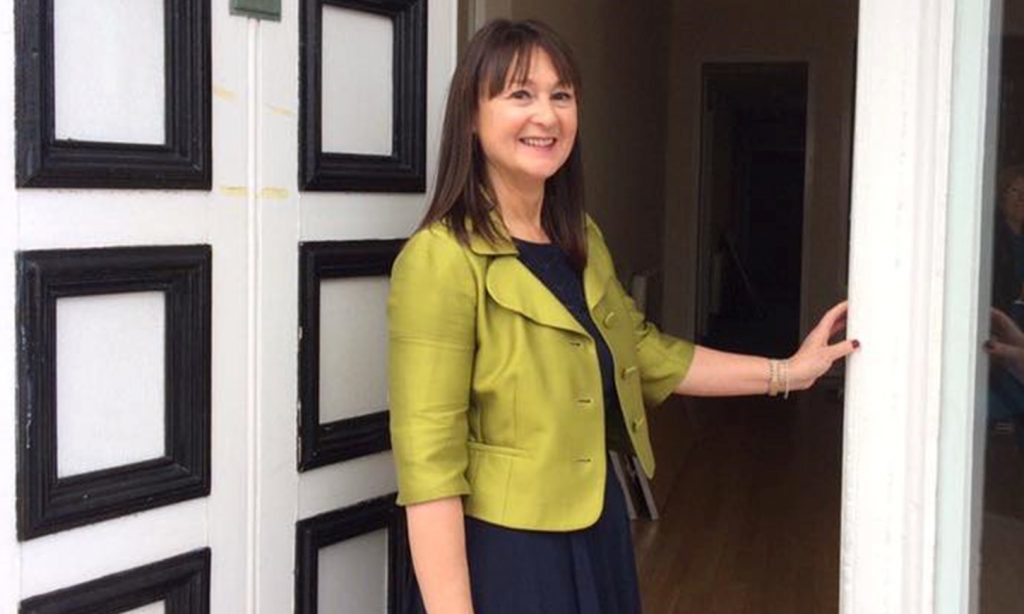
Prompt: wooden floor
<box><xmin>979</xmin><ymin>419</ymin><xmax>1024</xmax><ymax>613</ymax></box>
<box><xmin>631</xmin><ymin>387</ymin><xmax>843</xmax><ymax>614</ymax></box>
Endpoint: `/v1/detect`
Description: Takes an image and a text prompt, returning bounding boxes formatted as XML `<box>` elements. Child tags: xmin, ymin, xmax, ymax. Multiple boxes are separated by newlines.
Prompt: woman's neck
<box><xmin>488</xmin><ymin>169</ymin><xmax>548</xmax><ymax>242</ymax></box>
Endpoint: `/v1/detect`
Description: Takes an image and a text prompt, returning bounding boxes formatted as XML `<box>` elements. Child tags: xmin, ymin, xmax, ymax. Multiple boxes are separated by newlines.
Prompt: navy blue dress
<box><xmin>409</xmin><ymin>238</ymin><xmax>643</xmax><ymax>614</ymax></box>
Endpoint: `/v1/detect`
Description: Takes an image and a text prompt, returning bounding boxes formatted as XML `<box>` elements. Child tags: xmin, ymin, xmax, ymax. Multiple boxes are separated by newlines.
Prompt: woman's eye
<box><xmin>509</xmin><ymin>90</ymin><xmax>531</xmax><ymax>100</ymax></box>
<box><xmin>553</xmin><ymin>91</ymin><xmax>575</xmax><ymax>102</ymax></box>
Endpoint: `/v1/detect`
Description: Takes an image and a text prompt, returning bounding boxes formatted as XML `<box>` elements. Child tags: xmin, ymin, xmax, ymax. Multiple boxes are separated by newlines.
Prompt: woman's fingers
<box><xmin>798</xmin><ymin>302</ymin><xmax>847</xmax><ymax>349</ymax></box>
<box><xmin>807</xmin><ymin>301</ymin><xmax>849</xmax><ymax>345</ymax></box>
<box><xmin>986</xmin><ymin>338</ymin><xmax>1024</xmax><ymax>363</ymax></box>
<box><xmin>990</xmin><ymin>308</ymin><xmax>1024</xmax><ymax>345</ymax></box>
<box><xmin>791</xmin><ymin>301</ymin><xmax>857</xmax><ymax>388</ymax></box>
<box><xmin>990</xmin><ymin>308</ymin><xmax>1014</xmax><ymax>334</ymax></box>
<box><xmin>826</xmin><ymin>300</ymin><xmax>849</xmax><ymax>321</ymax></box>
<box><xmin>828</xmin><ymin>338</ymin><xmax>860</xmax><ymax>362</ymax></box>
<box><xmin>828</xmin><ymin>317</ymin><xmax>848</xmax><ymax>339</ymax></box>
<box><xmin>818</xmin><ymin>301</ymin><xmax>848</xmax><ymax>331</ymax></box>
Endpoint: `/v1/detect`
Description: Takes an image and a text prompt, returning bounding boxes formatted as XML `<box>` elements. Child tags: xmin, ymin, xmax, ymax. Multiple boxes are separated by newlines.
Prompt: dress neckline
<box><xmin>513</xmin><ymin>237</ymin><xmax>557</xmax><ymax>247</ymax></box>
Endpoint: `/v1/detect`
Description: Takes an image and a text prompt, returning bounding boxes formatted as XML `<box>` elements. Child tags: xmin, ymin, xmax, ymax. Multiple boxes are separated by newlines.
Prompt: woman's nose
<box><xmin>531</xmin><ymin>98</ymin><xmax>558</xmax><ymax>126</ymax></box>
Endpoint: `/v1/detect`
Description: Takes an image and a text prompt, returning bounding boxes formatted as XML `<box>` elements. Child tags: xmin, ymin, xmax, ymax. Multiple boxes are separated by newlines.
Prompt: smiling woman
<box><xmin>474</xmin><ymin>50</ymin><xmax>578</xmax><ymax>236</ymax></box>
<box><xmin>417</xmin><ymin>19</ymin><xmax>588</xmax><ymax>269</ymax></box>
<box><xmin>388</xmin><ymin>18</ymin><xmax>857</xmax><ymax>614</ymax></box>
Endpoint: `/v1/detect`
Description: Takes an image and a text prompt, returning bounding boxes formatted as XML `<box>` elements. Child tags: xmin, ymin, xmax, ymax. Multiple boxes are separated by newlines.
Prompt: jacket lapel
<box><xmin>485</xmin><ymin>256</ymin><xmax>587</xmax><ymax>335</ymax></box>
<box><xmin>470</xmin><ymin>211</ymin><xmax>612</xmax><ymax>334</ymax></box>
<box><xmin>582</xmin><ymin>220</ymin><xmax>611</xmax><ymax>310</ymax></box>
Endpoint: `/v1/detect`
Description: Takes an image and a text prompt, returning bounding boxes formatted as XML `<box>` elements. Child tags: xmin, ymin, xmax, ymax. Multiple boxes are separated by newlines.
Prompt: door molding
<box><xmin>14</xmin><ymin>0</ymin><xmax>211</xmax><ymax>189</ymax></box>
<box><xmin>934</xmin><ymin>1</ymin><xmax>1002</xmax><ymax>612</ymax></box>
<box><xmin>842</xmin><ymin>0</ymin><xmax>956</xmax><ymax>611</ymax></box>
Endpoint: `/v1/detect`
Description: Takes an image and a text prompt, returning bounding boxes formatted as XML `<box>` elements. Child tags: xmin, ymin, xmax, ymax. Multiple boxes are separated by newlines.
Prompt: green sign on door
<box><xmin>231</xmin><ymin>0</ymin><xmax>280</xmax><ymax>21</ymax></box>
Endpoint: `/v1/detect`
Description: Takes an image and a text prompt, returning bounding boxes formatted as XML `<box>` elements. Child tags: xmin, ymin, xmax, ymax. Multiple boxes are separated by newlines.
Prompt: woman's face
<box><xmin>999</xmin><ymin>177</ymin><xmax>1024</xmax><ymax>223</ymax></box>
<box><xmin>1003</xmin><ymin>177</ymin><xmax>1024</xmax><ymax>233</ymax></box>
<box><xmin>475</xmin><ymin>49</ymin><xmax>578</xmax><ymax>189</ymax></box>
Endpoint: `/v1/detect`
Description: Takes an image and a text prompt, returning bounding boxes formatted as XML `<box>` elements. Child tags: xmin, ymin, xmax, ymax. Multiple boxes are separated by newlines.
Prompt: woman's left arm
<box><xmin>674</xmin><ymin>301</ymin><xmax>859</xmax><ymax>397</ymax></box>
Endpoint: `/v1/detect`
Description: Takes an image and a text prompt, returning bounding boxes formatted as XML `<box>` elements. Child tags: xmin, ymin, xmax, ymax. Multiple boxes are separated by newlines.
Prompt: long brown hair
<box><xmin>419</xmin><ymin>19</ymin><xmax>588</xmax><ymax>268</ymax></box>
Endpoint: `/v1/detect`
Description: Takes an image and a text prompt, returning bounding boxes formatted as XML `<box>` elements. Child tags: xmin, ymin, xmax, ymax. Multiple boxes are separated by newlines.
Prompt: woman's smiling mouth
<box><xmin>519</xmin><ymin>137</ymin><xmax>557</xmax><ymax>148</ymax></box>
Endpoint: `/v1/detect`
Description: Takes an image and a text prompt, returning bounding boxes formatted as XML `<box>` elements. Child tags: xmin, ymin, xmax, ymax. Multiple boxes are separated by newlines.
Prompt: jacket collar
<box><xmin>466</xmin><ymin>209</ymin><xmax>518</xmax><ymax>256</ymax></box>
<box><xmin>582</xmin><ymin>243</ymin><xmax>610</xmax><ymax>310</ymax></box>
<box><xmin>478</xmin><ymin>212</ymin><xmax>611</xmax><ymax>334</ymax></box>
<box><xmin>485</xmin><ymin>258</ymin><xmax>587</xmax><ymax>335</ymax></box>
<box><xmin>464</xmin><ymin>210</ymin><xmax>601</xmax><ymax>258</ymax></box>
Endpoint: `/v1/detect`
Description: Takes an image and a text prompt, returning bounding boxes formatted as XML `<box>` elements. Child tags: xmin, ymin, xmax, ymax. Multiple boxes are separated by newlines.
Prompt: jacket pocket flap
<box><xmin>467</xmin><ymin>440</ymin><xmax>530</xmax><ymax>458</ymax></box>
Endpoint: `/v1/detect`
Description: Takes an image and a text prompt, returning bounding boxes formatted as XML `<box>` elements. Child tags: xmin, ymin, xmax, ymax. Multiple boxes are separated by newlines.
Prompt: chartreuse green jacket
<box><xmin>388</xmin><ymin>215</ymin><xmax>694</xmax><ymax>531</ymax></box>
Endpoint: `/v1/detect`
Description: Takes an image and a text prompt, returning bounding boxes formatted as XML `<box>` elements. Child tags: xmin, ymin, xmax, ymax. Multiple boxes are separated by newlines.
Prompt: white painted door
<box><xmin>0</xmin><ymin>1</ymin><xmax>457</xmax><ymax>612</ymax></box>
<box><xmin>842</xmin><ymin>0</ymin><xmax>1023</xmax><ymax>612</ymax></box>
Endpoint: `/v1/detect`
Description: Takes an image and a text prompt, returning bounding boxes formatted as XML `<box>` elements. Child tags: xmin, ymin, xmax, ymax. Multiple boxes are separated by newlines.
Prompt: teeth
<box><xmin>521</xmin><ymin>137</ymin><xmax>555</xmax><ymax>147</ymax></box>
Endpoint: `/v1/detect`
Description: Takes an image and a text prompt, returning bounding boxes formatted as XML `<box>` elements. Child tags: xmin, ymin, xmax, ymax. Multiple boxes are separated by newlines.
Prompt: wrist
<box><xmin>765</xmin><ymin>358</ymin><xmax>794</xmax><ymax>398</ymax></box>
<box><xmin>787</xmin><ymin>355</ymin><xmax>815</xmax><ymax>391</ymax></box>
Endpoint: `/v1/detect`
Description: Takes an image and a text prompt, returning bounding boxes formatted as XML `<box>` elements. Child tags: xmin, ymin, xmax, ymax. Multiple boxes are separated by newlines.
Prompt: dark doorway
<box><xmin>696</xmin><ymin>63</ymin><xmax>808</xmax><ymax>357</ymax></box>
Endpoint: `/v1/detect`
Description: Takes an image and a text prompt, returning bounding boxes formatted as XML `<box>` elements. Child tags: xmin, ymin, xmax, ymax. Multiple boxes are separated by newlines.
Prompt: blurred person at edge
<box><xmin>387</xmin><ymin>19</ymin><xmax>859</xmax><ymax>614</ymax></box>
<box><xmin>986</xmin><ymin>164</ymin><xmax>1024</xmax><ymax>452</ymax></box>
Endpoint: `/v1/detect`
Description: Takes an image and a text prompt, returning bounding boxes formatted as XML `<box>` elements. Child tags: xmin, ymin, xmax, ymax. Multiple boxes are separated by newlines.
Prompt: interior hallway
<box><xmin>632</xmin><ymin>387</ymin><xmax>843</xmax><ymax>614</ymax></box>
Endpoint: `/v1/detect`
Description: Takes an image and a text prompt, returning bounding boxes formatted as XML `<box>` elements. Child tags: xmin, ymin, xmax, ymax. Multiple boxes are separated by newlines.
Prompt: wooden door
<box><xmin>0</xmin><ymin>1</ymin><xmax>456</xmax><ymax>611</ymax></box>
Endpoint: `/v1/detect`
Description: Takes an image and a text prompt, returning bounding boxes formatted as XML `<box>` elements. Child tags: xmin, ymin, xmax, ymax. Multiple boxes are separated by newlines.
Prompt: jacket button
<box><xmin>602</xmin><ymin>312</ymin><xmax>618</xmax><ymax>328</ymax></box>
<box><xmin>620</xmin><ymin>365</ymin><xmax>638</xmax><ymax>380</ymax></box>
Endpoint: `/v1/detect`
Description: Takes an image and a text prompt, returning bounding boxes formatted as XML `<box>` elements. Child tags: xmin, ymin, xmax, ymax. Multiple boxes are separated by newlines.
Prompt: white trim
<box><xmin>841</xmin><ymin>0</ymin><xmax>955</xmax><ymax>612</ymax></box>
<box><xmin>935</xmin><ymin>0</ymin><xmax>1001</xmax><ymax>612</ymax></box>
<box><xmin>20</xmin><ymin>500</ymin><xmax>208</xmax><ymax>597</ymax></box>
<box><xmin>246</xmin><ymin>17</ymin><xmax>261</xmax><ymax>614</ymax></box>
<box><xmin>0</xmin><ymin>0</ymin><xmax>19</xmax><ymax>600</ymax></box>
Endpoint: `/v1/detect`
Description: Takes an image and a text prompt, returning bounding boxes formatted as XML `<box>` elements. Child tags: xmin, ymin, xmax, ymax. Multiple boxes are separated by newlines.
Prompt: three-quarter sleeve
<box><xmin>619</xmin><ymin>281</ymin><xmax>695</xmax><ymax>407</ymax></box>
<box><xmin>388</xmin><ymin>228</ymin><xmax>477</xmax><ymax>506</ymax></box>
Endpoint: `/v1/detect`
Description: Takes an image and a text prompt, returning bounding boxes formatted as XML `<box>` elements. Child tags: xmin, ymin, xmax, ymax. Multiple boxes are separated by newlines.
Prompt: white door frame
<box><xmin>842</xmin><ymin>0</ymin><xmax>1003</xmax><ymax>612</ymax></box>
<box><xmin>842</xmin><ymin>0</ymin><xmax>955</xmax><ymax>610</ymax></box>
<box><xmin>934</xmin><ymin>0</ymin><xmax>1002</xmax><ymax>612</ymax></box>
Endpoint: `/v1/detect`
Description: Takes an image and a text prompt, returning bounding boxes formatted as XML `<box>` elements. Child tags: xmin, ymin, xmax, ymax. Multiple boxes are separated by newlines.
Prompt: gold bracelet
<box><xmin>782</xmin><ymin>360</ymin><xmax>790</xmax><ymax>399</ymax></box>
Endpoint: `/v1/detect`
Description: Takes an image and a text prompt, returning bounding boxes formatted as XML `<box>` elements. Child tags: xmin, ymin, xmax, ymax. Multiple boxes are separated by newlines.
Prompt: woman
<box><xmin>388</xmin><ymin>19</ymin><xmax>858</xmax><ymax>614</ymax></box>
<box><xmin>990</xmin><ymin>165</ymin><xmax>1024</xmax><ymax>316</ymax></box>
<box><xmin>986</xmin><ymin>165</ymin><xmax>1024</xmax><ymax>452</ymax></box>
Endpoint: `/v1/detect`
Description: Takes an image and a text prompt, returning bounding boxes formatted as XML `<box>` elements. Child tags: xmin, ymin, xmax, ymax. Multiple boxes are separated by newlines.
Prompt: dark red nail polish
<box><xmin>852</xmin><ymin>340</ymin><xmax>861</xmax><ymax>349</ymax></box>
<box><xmin>984</xmin><ymin>340</ymin><xmax>994</xmax><ymax>350</ymax></box>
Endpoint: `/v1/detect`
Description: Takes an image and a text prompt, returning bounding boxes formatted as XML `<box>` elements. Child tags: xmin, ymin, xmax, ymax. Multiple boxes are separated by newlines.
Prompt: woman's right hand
<box><xmin>987</xmin><ymin>308</ymin><xmax>1024</xmax><ymax>383</ymax></box>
